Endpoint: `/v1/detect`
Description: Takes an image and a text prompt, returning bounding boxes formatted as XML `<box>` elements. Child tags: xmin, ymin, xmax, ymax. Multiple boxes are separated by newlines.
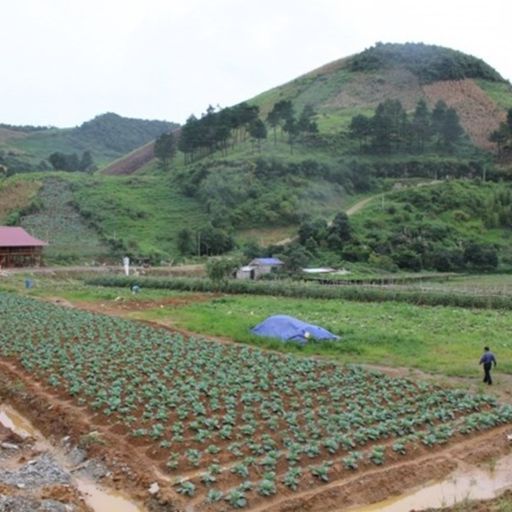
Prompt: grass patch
<box><xmin>4</xmin><ymin>274</ymin><xmax>511</xmax><ymax>378</ymax></box>
<box><xmin>135</xmin><ymin>293</ymin><xmax>512</xmax><ymax>376</ymax></box>
<box><xmin>476</xmin><ymin>80</ymin><xmax>512</xmax><ymax>110</ymax></box>
<box><xmin>72</xmin><ymin>174</ymin><xmax>208</xmax><ymax>259</ymax></box>
<box><xmin>0</xmin><ymin>175</ymin><xmax>42</xmax><ymax>223</ymax></box>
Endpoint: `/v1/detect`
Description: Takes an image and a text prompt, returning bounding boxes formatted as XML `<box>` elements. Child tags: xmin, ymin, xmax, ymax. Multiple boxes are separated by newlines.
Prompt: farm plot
<box><xmin>0</xmin><ymin>293</ymin><xmax>511</xmax><ymax>511</ymax></box>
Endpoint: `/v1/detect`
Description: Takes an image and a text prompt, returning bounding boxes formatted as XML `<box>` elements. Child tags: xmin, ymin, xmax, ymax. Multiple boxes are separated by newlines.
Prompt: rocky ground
<box><xmin>0</xmin><ymin>421</ymin><xmax>98</xmax><ymax>512</ymax></box>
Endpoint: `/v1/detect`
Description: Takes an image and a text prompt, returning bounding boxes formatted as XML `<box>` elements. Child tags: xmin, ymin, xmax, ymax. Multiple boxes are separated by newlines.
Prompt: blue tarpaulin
<box><xmin>250</xmin><ymin>315</ymin><xmax>339</xmax><ymax>344</ymax></box>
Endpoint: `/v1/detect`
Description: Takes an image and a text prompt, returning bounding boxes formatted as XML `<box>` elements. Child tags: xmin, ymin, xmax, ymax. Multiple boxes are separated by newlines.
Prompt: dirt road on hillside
<box><xmin>274</xmin><ymin>194</ymin><xmax>378</xmax><ymax>246</ymax></box>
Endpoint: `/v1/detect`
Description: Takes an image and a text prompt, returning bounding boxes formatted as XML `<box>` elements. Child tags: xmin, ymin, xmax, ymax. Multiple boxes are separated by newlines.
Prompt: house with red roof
<box><xmin>0</xmin><ymin>227</ymin><xmax>48</xmax><ymax>268</ymax></box>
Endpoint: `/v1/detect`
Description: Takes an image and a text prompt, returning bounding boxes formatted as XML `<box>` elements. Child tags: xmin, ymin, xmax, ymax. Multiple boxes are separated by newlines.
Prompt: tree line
<box><xmin>154</xmin><ymin>101</ymin><xmax>319</xmax><ymax>168</ymax></box>
<box><xmin>349</xmin><ymin>99</ymin><xmax>465</xmax><ymax>154</ymax></box>
<box><xmin>48</xmin><ymin>151</ymin><xmax>96</xmax><ymax>172</ymax></box>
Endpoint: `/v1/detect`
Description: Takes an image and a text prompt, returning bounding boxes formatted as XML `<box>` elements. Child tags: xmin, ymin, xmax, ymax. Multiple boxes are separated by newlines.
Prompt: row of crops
<box><xmin>1</xmin><ymin>293</ymin><xmax>511</xmax><ymax>510</ymax></box>
<box><xmin>85</xmin><ymin>275</ymin><xmax>512</xmax><ymax>310</ymax></box>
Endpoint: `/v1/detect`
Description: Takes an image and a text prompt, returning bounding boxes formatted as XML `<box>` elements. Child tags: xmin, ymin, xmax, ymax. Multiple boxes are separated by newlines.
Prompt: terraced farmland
<box><xmin>0</xmin><ymin>293</ymin><xmax>511</xmax><ymax>511</ymax></box>
<box><xmin>20</xmin><ymin>177</ymin><xmax>110</xmax><ymax>262</ymax></box>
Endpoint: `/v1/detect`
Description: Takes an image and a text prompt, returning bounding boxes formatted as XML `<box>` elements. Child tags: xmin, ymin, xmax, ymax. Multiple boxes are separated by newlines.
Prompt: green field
<box><xmin>4</xmin><ymin>272</ymin><xmax>511</xmax><ymax>379</ymax></box>
<box><xmin>376</xmin><ymin>274</ymin><xmax>512</xmax><ymax>297</ymax></box>
<box><xmin>136</xmin><ymin>293</ymin><xmax>512</xmax><ymax>377</ymax></box>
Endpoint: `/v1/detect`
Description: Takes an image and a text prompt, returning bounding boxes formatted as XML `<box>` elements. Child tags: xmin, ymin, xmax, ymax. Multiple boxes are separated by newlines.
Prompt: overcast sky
<box><xmin>1</xmin><ymin>0</ymin><xmax>510</xmax><ymax>127</ymax></box>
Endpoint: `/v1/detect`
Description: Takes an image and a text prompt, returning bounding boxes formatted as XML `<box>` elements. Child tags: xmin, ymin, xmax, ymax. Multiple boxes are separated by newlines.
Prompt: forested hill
<box><xmin>249</xmin><ymin>42</ymin><xmax>512</xmax><ymax>150</ymax></box>
<box><xmin>348</xmin><ymin>42</ymin><xmax>506</xmax><ymax>83</ymax></box>
<box><xmin>106</xmin><ymin>43</ymin><xmax>512</xmax><ymax>177</ymax></box>
<box><xmin>0</xmin><ymin>113</ymin><xmax>177</xmax><ymax>174</ymax></box>
<box><xmin>75</xmin><ymin>113</ymin><xmax>174</xmax><ymax>154</ymax></box>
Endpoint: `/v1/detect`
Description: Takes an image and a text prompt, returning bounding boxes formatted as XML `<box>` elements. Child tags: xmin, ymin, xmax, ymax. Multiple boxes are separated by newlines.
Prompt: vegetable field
<box><xmin>1</xmin><ymin>293</ymin><xmax>511</xmax><ymax>510</ymax></box>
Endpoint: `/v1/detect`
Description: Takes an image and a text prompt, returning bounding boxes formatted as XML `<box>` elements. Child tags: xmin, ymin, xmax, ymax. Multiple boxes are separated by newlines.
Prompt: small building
<box><xmin>236</xmin><ymin>257</ymin><xmax>283</xmax><ymax>280</ymax></box>
<box><xmin>236</xmin><ymin>265</ymin><xmax>256</xmax><ymax>280</ymax></box>
<box><xmin>0</xmin><ymin>227</ymin><xmax>47</xmax><ymax>268</ymax></box>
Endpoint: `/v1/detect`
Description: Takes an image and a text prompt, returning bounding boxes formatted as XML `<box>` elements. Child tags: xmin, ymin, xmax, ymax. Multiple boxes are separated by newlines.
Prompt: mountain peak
<box><xmin>349</xmin><ymin>42</ymin><xmax>505</xmax><ymax>84</ymax></box>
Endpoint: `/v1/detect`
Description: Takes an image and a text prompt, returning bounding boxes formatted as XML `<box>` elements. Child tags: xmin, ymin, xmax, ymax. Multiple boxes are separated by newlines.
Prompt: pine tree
<box><xmin>411</xmin><ymin>99</ymin><xmax>431</xmax><ymax>152</ymax></box>
<box><xmin>154</xmin><ymin>132</ymin><xmax>176</xmax><ymax>170</ymax></box>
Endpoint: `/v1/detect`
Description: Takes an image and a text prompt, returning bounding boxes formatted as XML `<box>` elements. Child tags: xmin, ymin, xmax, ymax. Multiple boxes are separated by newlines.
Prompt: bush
<box><xmin>206</xmin><ymin>258</ymin><xmax>241</xmax><ymax>283</ymax></box>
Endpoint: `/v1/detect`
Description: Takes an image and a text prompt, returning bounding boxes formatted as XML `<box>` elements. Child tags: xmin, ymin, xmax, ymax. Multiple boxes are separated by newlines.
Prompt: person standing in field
<box><xmin>479</xmin><ymin>346</ymin><xmax>497</xmax><ymax>385</ymax></box>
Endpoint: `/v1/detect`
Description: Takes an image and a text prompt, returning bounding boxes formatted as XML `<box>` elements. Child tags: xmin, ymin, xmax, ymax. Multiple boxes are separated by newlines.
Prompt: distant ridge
<box><xmin>0</xmin><ymin>112</ymin><xmax>178</xmax><ymax>171</ymax></box>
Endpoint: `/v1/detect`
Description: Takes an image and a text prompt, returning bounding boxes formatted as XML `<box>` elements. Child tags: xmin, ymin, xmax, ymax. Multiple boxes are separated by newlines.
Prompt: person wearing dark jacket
<box><xmin>479</xmin><ymin>346</ymin><xmax>497</xmax><ymax>385</ymax></box>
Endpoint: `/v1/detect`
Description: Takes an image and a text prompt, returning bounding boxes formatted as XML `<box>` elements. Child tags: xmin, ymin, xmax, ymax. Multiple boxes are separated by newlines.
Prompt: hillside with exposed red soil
<box><xmin>101</xmin><ymin>140</ymin><xmax>155</xmax><ymax>175</ymax></box>
<box><xmin>423</xmin><ymin>79</ymin><xmax>507</xmax><ymax>150</ymax></box>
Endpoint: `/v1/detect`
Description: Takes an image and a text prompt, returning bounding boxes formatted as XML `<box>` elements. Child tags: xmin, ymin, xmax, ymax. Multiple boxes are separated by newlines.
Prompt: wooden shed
<box><xmin>0</xmin><ymin>227</ymin><xmax>47</xmax><ymax>268</ymax></box>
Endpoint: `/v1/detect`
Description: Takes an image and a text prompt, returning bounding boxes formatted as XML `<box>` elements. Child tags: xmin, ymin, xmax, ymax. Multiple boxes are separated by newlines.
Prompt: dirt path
<box><xmin>273</xmin><ymin>180</ymin><xmax>443</xmax><ymax>247</ymax></box>
<box><xmin>361</xmin><ymin>363</ymin><xmax>512</xmax><ymax>404</ymax></box>
<box><xmin>345</xmin><ymin>195</ymin><xmax>378</xmax><ymax>215</ymax></box>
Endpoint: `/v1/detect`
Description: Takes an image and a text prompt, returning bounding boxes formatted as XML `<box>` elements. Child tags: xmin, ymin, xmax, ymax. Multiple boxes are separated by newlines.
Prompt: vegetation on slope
<box><xmin>19</xmin><ymin>177</ymin><xmax>111</xmax><ymax>263</ymax></box>
<box><xmin>290</xmin><ymin>180</ymin><xmax>512</xmax><ymax>273</ymax></box>
<box><xmin>0</xmin><ymin>176</ymin><xmax>42</xmax><ymax>224</ymax></box>
<box><xmin>0</xmin><ymin>113</ymin><xmax>177</xmax><ymax>171</ymax></box>
<box><xmin>349</xmin><ymin>42</ymin><xmax>505</xmax><ymax>84</ymax></box>
<box><xmin>2</xmin><ymin>42</ymin><xmax>512</xmax><ymax>265</ymax></box>
<box><xmin>71</xmin><ymin>174</ymin><xmax>208</xmax><ymax>262</ymax></box>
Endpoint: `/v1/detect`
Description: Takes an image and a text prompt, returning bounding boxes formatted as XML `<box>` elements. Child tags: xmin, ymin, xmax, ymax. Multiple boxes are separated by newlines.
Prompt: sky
<box><xmin>1</xmin><ymin>0</ymin><xmax>511</xmax><ymax>127</ymax></box>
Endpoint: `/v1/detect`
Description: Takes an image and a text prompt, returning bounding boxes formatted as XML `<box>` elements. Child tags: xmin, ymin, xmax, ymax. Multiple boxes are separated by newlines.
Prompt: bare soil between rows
<box><xmin>2</xmin><ymin>297</ymin><xmax>512</xmax><ymax>511</ymax></box>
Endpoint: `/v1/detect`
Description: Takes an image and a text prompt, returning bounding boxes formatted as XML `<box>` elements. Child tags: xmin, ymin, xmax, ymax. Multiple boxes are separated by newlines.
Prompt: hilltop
<box><xmin>2</xmin><ymin>42</ymin><xmax>512</xmax><ymax>266</ymax></box>
<box><xmin>0</xmin><ymin>112</ymin><xmax>177</xmax><ymax>173</ymax></box>
<box><xmin>104</xmin><ymin>42</ymin><xmax>512</xmax><ymax>178</ymax></box>
<box><xmin>251</xmin><ymin>42</ymin><xmax>511</xmax><ymax>149</ymax></box>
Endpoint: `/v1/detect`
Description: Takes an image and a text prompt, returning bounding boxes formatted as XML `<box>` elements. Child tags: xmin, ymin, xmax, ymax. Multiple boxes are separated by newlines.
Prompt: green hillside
<box><xmin>291</xmin><ymin>180</ymin><xmax>512</xmax><ymax>273</ymax></box>
<box><xmin>19</xmin><ymin>177</ymin><xmax>111</xmax><ymax>263</ymax></box>
<box><xmin>71</xmin><ymin>174</ymin><xmax>208</xmax><ymax>261</ymax></box>
<box><xmin>0</xmin><ymin>113</ymin><xmax>177</xmax><ymax>172</ymax></box>
<box><xmin>0</xmin><ymin>172</ymin><xmax>208</xmax><ymax>264</ymax></box>
<box><xmin>2</xmin><ymin>42</ymin><xmax>512</xmax><ymax>266</ymax></box>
